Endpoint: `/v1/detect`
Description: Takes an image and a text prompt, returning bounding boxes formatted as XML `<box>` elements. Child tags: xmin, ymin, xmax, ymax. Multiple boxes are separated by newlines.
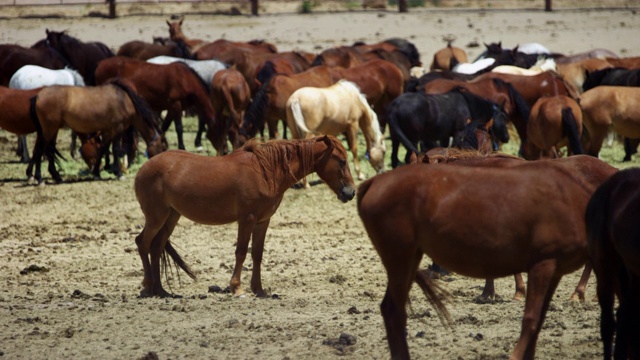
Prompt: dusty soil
<box><xmin>1</xmin><ymin>6</ymin><xmax>640</xmax><ymax>360</ymax></box>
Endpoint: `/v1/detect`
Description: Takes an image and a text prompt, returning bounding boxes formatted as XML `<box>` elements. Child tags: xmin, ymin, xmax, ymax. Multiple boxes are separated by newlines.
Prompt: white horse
<box><xmin>491</xmin><ymin>57</ymin><xmax>557</xmax><ymax>76</ymax></box>
<box><xmin>9</xmin><ymin>65</ymin><xmax>86</xmax><ymax>163</ymax></box>
<box><xmin>146</xmin><ymin>55</ymin><xmax>228</xmax><ymax>90</ymax></box>
<box><xmin>285</xmin><ymin>79</ymin><xmax>386</xmax><ymax>187</ymax></box>
<box><xmin>452</xmin><ymin>57</ymin><xmax>496</xmax><ymax>75</ymax></box>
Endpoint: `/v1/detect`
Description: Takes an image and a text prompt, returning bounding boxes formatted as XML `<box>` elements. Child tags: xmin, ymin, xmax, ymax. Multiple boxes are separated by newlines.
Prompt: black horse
<box><xmin>583</xmin><ymin>67</ymin><xmax>640</xmax><ymax>91</ymax></box>
<box><xmin>387</xmin><ymin>87</ymin><xmax>509</xmax><ymax>168</ymax></box>
<box><xmin>585</xmin><ymin>167</ymin><xmax>640</xmax><ymax>360</ymax></box>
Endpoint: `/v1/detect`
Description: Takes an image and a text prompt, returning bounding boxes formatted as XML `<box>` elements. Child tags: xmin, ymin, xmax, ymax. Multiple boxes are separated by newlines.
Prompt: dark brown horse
<box><xmin>0</xmin><ymin>41</ymin><xmax>67</xmax><ymax>86</ymax></box>
<box><xmin>357</xmin><ymin>159</ymin><xmax>596</xmax><ymax>359</ymax></box>
<box><xmin>133</xmin><ymin>135</ymin><xmax>356</xmax><ymax>298</ymax></box>
<box><xmin>29</xmin><ymin>80</ymin><xmax>167</xmax><ymax>184</ymax></box>
<box><xmin>586</xmin><ymin>167</ymin><xmax>640</xmax><ymax>360</ymax></box>
<box><xmin>116</xmin><ymin>39</ymin><xmax>192</xmax><ymax>60</ymax></box>
<box><xmin>523</xmin><ymin>95</ymin><xmax>583</xmax><ymax>160</ymax></box>
<box><xmin>95</xmin><ymin>56</ymin><xmax>215</xmax><ymax>151</ymax></box>
<box><xmin>44</xmin><ymin>29</ymin><xmax>114</xmax><ymax>85</ymax></box>
<box><xmin>209</xmin><ymin>68</ymin><xmax>251</xmax><ymax>155</ymax></box>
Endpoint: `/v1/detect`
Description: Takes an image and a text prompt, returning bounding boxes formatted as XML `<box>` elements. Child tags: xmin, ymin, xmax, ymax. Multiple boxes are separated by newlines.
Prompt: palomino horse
<box><xmin>133</xmin><ymin>135</ymin><xmax>356</xmax><ymax>298</ymax></box>
<box><xmin>387</xmin><ymin>88</ymin><xmax>509</xmax><ymax>167</ymax></box>
<box><xmin>44</xmin><ymin>29</ymin><xmax>114</xmax><ymax>85</ymax></box>
<box><xmin>9</xmin><ymin>65</ymin><xmax>85</xmax><ymax>162</ymax></box>
<box><xmin>523</xmin><ymin>95</ymin><xmax>583</xmax><ymax>160</ymax></box>
<box><xmin>430</xmin><ymin>41</ymin><xmax>468</xmax><ymax>71</ymax></box>
<box><xmin>491</xmin><ymin>57</ymin><xmax>557</xmax><ymax>76</ymax></box>
<box><xmin>586</xmin><ymin>167</ymin><xmax>640</xmax><ymax>360</ymax></box>
<box><xmin>357</xmin><ymin>159</ymin><xmax>597</xmax><ymax>360</ymax></box>
<box><xmin>29</xmin><ymin>80</ymin><xmax>167</xmax><ymax>184</ymax></box>
<box><xmin>579</xmin><ymin>86</ymin><xmax>640</xmax><ymax>160</ymax></box>
<box><xmin>285</xmin><ymin>80</ymin><xmax>385</xmax><ymax>185</ymax></box>
<box><xmin>166</xmin><ymin>17</ymin><xmax>206</xmax><ymax>53</ymax></box>
<box><xmin>95</xmin><ymin>56</ymin><xmax>215</xmax><ymax>151</ymax></box>
<box><xmin>418</xmin><ymin>151</ymin><xmax>617</xmax><ymax>302</ymax></box>
<box><xmin>209</xmin><ymin>68</ymin><xmax>252</xmax><ymax>155</ymax></box>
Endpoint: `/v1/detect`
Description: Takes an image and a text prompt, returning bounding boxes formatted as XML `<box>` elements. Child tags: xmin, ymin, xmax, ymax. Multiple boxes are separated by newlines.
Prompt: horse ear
<box><xmin>179</xmin><ymin>17</ymin><xmax>184</xmax><ymax>25</ymax></box>
<box><xmin>409</xmin><ymin>152</ymin><xmax>417</xmax><ymax>164</ymax></box>
<box><xmin>485</xmin><ymin>118</ymin><xmax>494</xmax><ymax>130</ymax></box>
<box><xmin>513</xmin><ymin>45</ymin><xmax>519</xmax><ymax>53</ymax></box>
<box><xmin>466</xmin><ymin>118</ymin><xmax>471</xmax><ymax>125</ymax></box>
<box><xmin>166</xmin><ymin>20</ymin><xmax>171</xmax><ymax>26</ymax></box>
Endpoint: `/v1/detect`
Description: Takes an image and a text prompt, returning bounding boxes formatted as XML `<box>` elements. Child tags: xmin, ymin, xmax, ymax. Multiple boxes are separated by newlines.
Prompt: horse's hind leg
<box><xmin>569</xmin><ymin>264</ymin><xmax>591</xmax><ymax>301</ymax></box>
<box><xmin>17</xmin><ymin>135</ymin><xmax>30</xmax><ymax>163</ymax></box>
<box><xmin>512</xmin><ymin>260</ymin><xmax>561</xmax><ymax>359</ymax></box>
<box><xmin>148</xmin><ymin>209</ymin><xmax>182</xmax><ymax>297</ymax></box>
<box><xmin>249</xmin><ymin>218</ymin><xmax>271</xmax><ymax>298</ymax></box>
<box><xmin>135</xmin><ymin>207</ymin><xmax>175</xmax><ymax>297</ymax></box>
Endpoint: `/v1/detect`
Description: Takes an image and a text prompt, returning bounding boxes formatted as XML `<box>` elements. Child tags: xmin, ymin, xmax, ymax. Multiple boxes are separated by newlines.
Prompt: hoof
<box><xmin>195</xmin><ymin>146</ymin><xmax>204</xmax><ymax>152</ymax></box>
<box><xmin>117</xmin><ymin>175</ymin><xmax>126</xmax><ymax>181</ymax></box>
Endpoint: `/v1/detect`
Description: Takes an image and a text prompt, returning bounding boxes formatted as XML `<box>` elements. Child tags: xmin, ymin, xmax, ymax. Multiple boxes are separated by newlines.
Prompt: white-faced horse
<box><xmin>285</xmin><ymin>79</ymin><xmax>385</xmax><ymax>187</ymax></box>
<box><xmin>9</xmin><ymin>64</ymin><xmax>86</xmax><ymax>163</ymax></box>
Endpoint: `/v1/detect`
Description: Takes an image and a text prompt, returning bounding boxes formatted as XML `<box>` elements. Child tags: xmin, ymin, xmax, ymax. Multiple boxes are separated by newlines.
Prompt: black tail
<box><xmin>387</xmin><ymin>103</ymin><xmax>420</xmax><ymax>155</ymax></box>
<box><xmin>243</xmin><ymin>80</ymin><xmax>269</xmax><ymax>138</ymax></box>
<box><xmin>162</xmin><ymin>240</ymin><xmax>196</xmax><ymax>281</ymax></box>
<box><xmin>494</xmin><ymin>78</ymin><xmax>531</xmax><ymax>124</ymax></box>
<box><xmin>561</xmin><ymin>107</ymin><xmax>584</xmax><ymax>155</ymax></box>
<box><xmin>30</xmin><ymin>95</ymin><xmax>65</xmax><ymax>164</ymax></box>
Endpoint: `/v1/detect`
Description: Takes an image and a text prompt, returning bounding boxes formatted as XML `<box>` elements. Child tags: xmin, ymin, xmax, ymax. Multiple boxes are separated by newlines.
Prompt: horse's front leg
<box><xmin>17</xmin><ymin>135</ymin><xmax>30</xmax><ymax>163</ymax></box>
<box><xmin>230</xmin><ymin>214</ymin><xmax>257</xmax><ymax>296</ymax></box>
<box><xmin>250</xmin><ymin>218</ymin><xmax>271</xmax><ymax>298</ymax></box>
<box><xmin>345</xmin><ymin>127</ymin><xmax>363</xmax><ymax>180</ymax></box>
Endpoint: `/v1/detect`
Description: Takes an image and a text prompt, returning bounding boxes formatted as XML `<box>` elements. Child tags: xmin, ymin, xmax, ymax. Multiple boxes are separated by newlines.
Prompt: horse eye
<box><xmin>338</xmin><ymin>159</ymin><xmax>346</xmax><ymax>167</ymax></box>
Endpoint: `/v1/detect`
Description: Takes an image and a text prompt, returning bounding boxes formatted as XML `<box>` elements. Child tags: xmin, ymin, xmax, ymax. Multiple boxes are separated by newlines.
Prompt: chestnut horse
<box><xmin>285</xmin><ymin>80</ymin><xmax>385</xmax><ymax>185</ymax></box>
<box><xmin>116</xmin><ymin>39</ymin><xmax>192</xmax><ymax>60</ymax></box>
<box><xmin>579</xmin><ymin>86</ymin><xmax>640</xmax><ymax>160</ymax></box>
<box><xmin>133</xmin><ymin>135</ymin><xmax>356</xmax><ymax>298</ymax></box>
<box><xmin>430</xmin><ymin>41</ymin><xmax>468</xmax><ymax>71</ymax></box>
<box><xmin>523</xmin><ymin>95</ymin><xmax>583</xmax><ymax>160</ymax></box>
<box><xmin>209</xmin><ymin>68</ymin><xmax>251</xmax><ymax>155</ymax></box>
<box><xmin>29</xmin><ymin>80</ymin><xmax>167</xmax><ymax>184</ymax></box>
<box><xmin>586</xmin><ymin>167</ymin><xmax>640</xmax><ymax>360</ymax></box>
<box><xmin>421</xmin><ymin>150</ymin><xmax>617</xmax><ymax>302</ymax></box>
<box><xmin>194</xmin><ymin>39</ymin><xmax>278</xmax><ymax>63</ymax></box>
<box><xmin>95</xmin><ymin>56</ymin><xmax>215</xmax><ymax>151</ymax></box>
<box><xmin>166</xmin><ymin>17</ymin><xmax>206</xmax><ymax>54</ymax></box>
<box><xmin>357</xmin><ymin>159</ymin><xmax>597</xmax><ymax>359</ymax></box>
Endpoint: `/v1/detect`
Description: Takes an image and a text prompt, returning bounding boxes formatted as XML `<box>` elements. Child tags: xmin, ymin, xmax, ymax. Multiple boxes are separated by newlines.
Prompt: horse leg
<box><xmin>17</xmin><ymin>135</ymin><xmax>30</xmax><ymax>163</ymax></box>
<box><xmin>195</xmin><ymin>113</ymin><xmax>207</xmax><ymax>150</ymax></box>
<box><xmin>478</xmin><ymin>278</ymin><xmax>496</xmax><ymax>302</ymax></box>
<box><xmin>380</xmin><ymin>249</ymin><xmax>423</xmax><ymax>360</ymax></box>
<box><xmin>111</xmin><ymin>135</ymin><xmax>125</xmax><ymax>180</ymax></box>
<box><xmin>511</xmin><ymin>260</ymin><xmax>561</xmax><ymax>360</ymax></box>
<box><xmin>92</xmin><ymin>137</ymin><xmax>112</xmax><ymax>180</ymax></box>
<box><xmin>70</xmin><ymin>131</ymin><xmax>78</xmax><ymax>160</ymax></box>
<box><xmin>29</xmin><ymin>135</ymin><xmax>45</xmax><ymax>184</ymax></box>
<box><xmin>230</xmin><ymin>215</ymin><xmax>257</xmax><ymax>296</ymax></box>
<box><xmin>391</xmin><ymin>137</ymin><xmax>401</xmax><ymax>168</ymax></box>
<box><xmin>569</xmin><ymin>263</ymin><xmax>591</xmax><ymax>301</ymax></box>
<box><xmin>514</xmin><ymin>273</ymin><xmax>526</xmax><ymax>301</ymax></box>
<box><xmin>148</xmin><ymin>210</ymin><xmax>182</xmax><ymax>298</ymax></box>
<box><xmin>135</xmin><ymin>207</ymin><xmax>178</xmax><ymax>297</ymax></box>
<box><xmin>249</xmin><ymin>218</ymin><xmax>271</xmax><ymax>298</ymax></box>
<box><xmin>345</xmin><ymin>127</ymin><xmax>363</xmax><ymax>180</ymax></box>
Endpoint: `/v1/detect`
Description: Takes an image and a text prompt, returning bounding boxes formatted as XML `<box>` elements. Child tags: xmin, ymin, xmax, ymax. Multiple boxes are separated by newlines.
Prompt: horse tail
<box><xmin>311</xmin><ymin>54</ymin><xmax>325</xmax><ymax>67</ymax></box>
<box><xmin>110</xmin><ymin>79</ymin><xmax>159</xmax><ymax>133</ymax></box>
<box><xmin>387</xmin><ymin>102</ymin><xmax>420</xmax><ymax>155</ymax></box>
<box><xmin>163</xmin><ymin>240</ymin><xmax>197</xmax><ymax>280</ymax></box>
<box><xmin>561</xmin><ymin>106</ymin><xmax>584</xmax><ymax>155</ymax></box>
<box><xmin>495</xmin><ymin>78</ymin><xmax>531</xmax><ymax>124</ymax></box>
<box><xmin>255</xmin><ymin>60</ymin><xmax>278</xmax><ymax>86</ymax></box>
<box><xmin>29</xmin><ymin>95</ymin><xmax>65</xmax><ymax>164</ymax></box>
<box><xmin>289</xmin><ymin>97</ymin><xmax>312</xmax><ymax>135</ymax></box>
<box><xmin>243</xmin><ymin>80</ymin><xmax>269</xmax><ymax>137</ymax></box>
<box><xmin>414</xmin><ymin>270</ymin><xmax>453</xmax><ymax>327</ymax></box>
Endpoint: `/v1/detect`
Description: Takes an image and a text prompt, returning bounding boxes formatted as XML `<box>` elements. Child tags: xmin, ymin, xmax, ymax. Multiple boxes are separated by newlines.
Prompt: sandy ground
<box><xmin>1</xmin><ymin>5</ymin><xmax>640</xmax><ymax>360</ymax></box>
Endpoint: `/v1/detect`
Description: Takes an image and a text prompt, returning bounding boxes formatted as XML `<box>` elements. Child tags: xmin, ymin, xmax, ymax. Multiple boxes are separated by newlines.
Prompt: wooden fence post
<box><xmin>545</xmin><ymin>0</ymin><xmax>552</xmax><ymax>11</ymax></box>
<box><xmin>251</xmin><ymin>0</ymin><xmax>258</xmax><ymax>15</ymax></box>
<box><xmin>106</xmin><ymin>0</ymin><xmax>116</xmax><ymax>18</ymax></box>
<box><xmin>398</xmin><ymin>0</ymin><xmax>407</xmax><ymax>12</ymax></box>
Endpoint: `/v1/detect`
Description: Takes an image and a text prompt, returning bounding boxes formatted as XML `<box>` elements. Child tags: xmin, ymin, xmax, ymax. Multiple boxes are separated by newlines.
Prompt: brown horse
<box><xmin>29</xmin><ymin>80</ymin><xmax>167</xmax><ymax>184</ymax></box>
<box><xmin>236</xmin><ymin>50</ymin><xmax>313</xmax><ymax>94</ymax></box>
<box><xmin>133</xmin><ymin>135</ymin><xmax>356</xmax><ymax>298</ymax></box>
<box><xmin>357</xmin><ymin>159</ymin><xmax>596</xmax><ymax>359</ymax></box>
<box><xmin>95</xmin><ymin>56</ymin><xmax>215</xmax><ymax>151</ymax></box>
<box><xmin>430</xmin><ymin>41</ymin><xmax>468</xmax><ymax>71</ymax></box>
<box><xmin>604</xmin><ymin>56</ymin><xmax>640</xmax><ymax>69</ymax></box>
<box><xmin>209</xmin><ymin>68</ymin><xmax>251</xmax><ymax>155</ymax></box>
<box><xmin>586</xmin><ymin>167</ymin><xmax>640</xmax><ymax>360</ymax></box>
<box><xmin>116</xmin><ymin>39</ymin><xmax>192</xmax><ymax>60</ymax></box>
<box><xmin>579</xmin><ymin>86</ymin><xmax>640</xmax><ymax>159</ymax></box>
<box><xmin>195</xmin><ymin>39</ymin><xmax>278</xmax><ymax>63</ymax></box>
<box><xmin>555</xmin><ymin>58</ymin><xmax>613</xmax><ymax>94</ymax></box>
<box><xmin>166</xmin><ymin>17</ymin><xmax>206</xmax><ymax>54</ymax></box>
<box><xmin>418</xmin><ymin>150</ymin><xmax>617</xmax><ymax>302</ymax></box>
<box><xmin>523</xmin><ymin>95</ymin><xmax>583</xmax><ymax>160</ymax></box>
<box><xmin>0</xmin><ymin>42</ymin><xmax>67</xmax><ymax>86</ymax></box>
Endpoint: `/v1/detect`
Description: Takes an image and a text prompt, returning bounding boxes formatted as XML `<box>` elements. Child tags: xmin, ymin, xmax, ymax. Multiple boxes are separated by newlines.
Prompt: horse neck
<box><xmin>251</xmin><ymin>140</ymin><xmax>317</xmax><ymax>193</ymax></box>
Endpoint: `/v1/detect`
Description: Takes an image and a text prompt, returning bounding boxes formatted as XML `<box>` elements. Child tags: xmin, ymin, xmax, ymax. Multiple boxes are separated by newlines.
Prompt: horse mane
<box><xmin>248</xmin><ymin>40</ymin><xmax>278</xmax><ymax>53</ymax></box>
<box><xmin>109</xmin><ymin>78</ymin><xmax>160</xmax><ymax>132</ymax></box>
<box><xmin>255</xmin><ymin>60</ymin><xmax>279</xmax><ymax>85</ymax></box>
<box><xmin>241</xmin><ymin>138</ymin><xmax>316</xmax><ymax>191</ymax></box>
<box><xmin>338</xmin><ymin>80</ymin><xmax>383</xmax><ymax>144</ymax></box>
<box><xmin>492</xmin><ymin>78</ymin><xmax>531</xmax><ymax>122</ymax></box>
<box><xmin>384</xmin><ymin>38</ymin><xmax>421</xmax><ymax>67</ymax></box>
<box><xmin>426</xmin><ymin>147</ymin><xmax>520</xmax><ymax>164</ymax></box>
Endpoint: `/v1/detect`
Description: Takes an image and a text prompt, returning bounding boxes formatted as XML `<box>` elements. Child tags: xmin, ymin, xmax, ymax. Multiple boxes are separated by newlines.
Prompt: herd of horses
<box><xmin>1</xmin><ymin>17</ymin><xmax>640</xmax><ymax>360</ymax></box>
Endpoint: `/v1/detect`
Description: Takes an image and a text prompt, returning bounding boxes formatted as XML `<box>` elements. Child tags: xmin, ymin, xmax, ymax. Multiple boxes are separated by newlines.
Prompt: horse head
<box><xmin>314</xmin><ymin>136</ymin><xmax>356</xmax><ymax>203</ymax></box>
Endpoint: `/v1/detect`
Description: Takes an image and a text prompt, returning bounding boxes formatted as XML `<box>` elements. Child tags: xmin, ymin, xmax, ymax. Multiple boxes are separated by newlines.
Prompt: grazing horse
<box><xmin>29</xmin><ymin>80</ymin><xmax>167</xmax><ymax>184</ymax></box>
<box><xmin>430</xmin><ymin>41</ymin><xmax>468</xmax><ymax>71</ymax></box>
<box><xmin>523</xmin><ymin>95</ymin><xmax>583</xmax><ymax>160</ymax></box>
<box><xmin>44</xmin><ymin>29</ymin><xmax>114</xmax><ymax>85</ymax></box>
<box><xmin>9</xmin><ymin>65</ymin><xmax>85</xmax><ymax>162</ymax></box>
<box><xmin>387</xmin><ymin>88</ymin><xmax>509</xmax><ymax>167</ymax></box>
<box><xmin>166</xmin><ymin>17</ymin><xmax>206</xmax><ymax>53</ymax></box>
<box><xmin>133</xmin><ymin>135</ymin><xmax>356</xmax><ymax>298</ymax></box>
<box><xmin>209</xmin><ymin>68</ymin><xmax>251</xmax><ymax>155</ymax></box>
<box><xmin>579</xmin><ymin>86</ymin><xmax>640</xmax><ymax>160</ymax></box>
<box><xmin>586</xmin><ymin>168</ymin><xmax>640</xmax><ymax>360</ymax></box>
<box><xmin>357</xmin><ymin>159</ymin><xmax>596</xmax><ymax>360</ymax></box>
<box><xmin>95</xmin><ymin>56</ymin><xmax>215</xmax><ymax>151</ymax></box>
<box><xmin>285</xmin><ymin>80</ymin><xmax>385</xmax><ymax>185</ymax></box>
<box><xmin>116</xmin><ymin>39</ymin><xmax>192</xmax><ymax>60</ymax></box>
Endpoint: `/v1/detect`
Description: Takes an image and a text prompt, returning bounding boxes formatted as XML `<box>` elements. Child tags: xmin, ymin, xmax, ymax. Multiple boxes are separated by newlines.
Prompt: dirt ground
<box><xmin>1</xmin><ymin>5</ymin><xmax>640</xmax><ymax>360</ymax></box>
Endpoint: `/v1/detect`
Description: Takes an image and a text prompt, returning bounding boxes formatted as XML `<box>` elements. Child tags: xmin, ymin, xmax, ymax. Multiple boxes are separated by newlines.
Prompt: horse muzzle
<box><xmin>338</xmin><ymin>186</ymin><xmax>356</xmax><ymax>203</ymax></box>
